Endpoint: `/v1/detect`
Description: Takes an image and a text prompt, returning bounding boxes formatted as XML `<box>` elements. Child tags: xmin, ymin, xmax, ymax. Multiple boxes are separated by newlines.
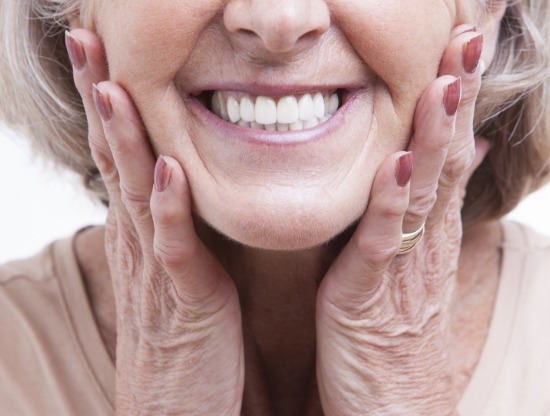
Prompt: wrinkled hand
<box><xmin>66</xmin><ymin>29</ymin><xmax>244</xmax><ymax>415</ymax></box>
<box><xmin>316</xmin><ymin>26</ymin><xmax>487</xmax><ymax>415</ymax></box>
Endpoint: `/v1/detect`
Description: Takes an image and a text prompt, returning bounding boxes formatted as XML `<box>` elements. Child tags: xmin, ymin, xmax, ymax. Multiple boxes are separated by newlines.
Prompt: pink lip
<box><xmin>187</xmin><ymin>83</ymin><xmax>365</xmax><ymax>98</ymax></box>
<box><xmin>186</xmin><ymin>88</ymin><xmax>364</xmax><ymax>146</ymax></box>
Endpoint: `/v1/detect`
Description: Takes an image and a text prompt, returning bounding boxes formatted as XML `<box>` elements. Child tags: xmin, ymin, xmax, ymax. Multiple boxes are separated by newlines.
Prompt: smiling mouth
<box><xmin>198</xmin><ymin>90</ymin><xmax>344</xmax><ymax>132</ymax></box>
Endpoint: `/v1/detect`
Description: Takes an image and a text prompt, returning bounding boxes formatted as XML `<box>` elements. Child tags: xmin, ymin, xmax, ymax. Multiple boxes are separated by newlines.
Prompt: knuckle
<box><xmin>380</xmin><ymin>197</ymin><xmax>408</xmax><ymax>218</ymax></box>
<box><xmin>121</xmin><ymin>187</ymin><xmax>151</xmax><ymax>223</ymax></box>
<box><xmin>95</xmin><ymin>155</ymin><xmax>119</xmax><ymax>184</ymax></box>
<box><xmin>117</xmin><ymin>233</ymin><xmax>144</xmax><ymax>276</ymax></box>
<box><xmin>153</xmin><ymin>239</ymin><xmax>194</xmax><ymax>272</ymax></box>
<box><xmin>353</xmin><ymin>234</ymin><xmax>398</xmax><ymax>266</ymax></box>
<box><xmin>107</xmin><ymin>131</ymin><xmax>135</xmax><ymax>156</ymax></box>
<box><xmin>152</xmin><ymin>200</ymin><xmax>181</xmax><ymax>226</ymax></box>
<box><xmin>88</xmin><ymin>129</ymin><xmax>108</xmax><ymax>150</ymax></box>
<box><xmin>444</xmin><ymin>142</ymin><xmax>475</xmax><ymax>179</ymax></box>
<box><xmin>408</xmin><ymin>187</ymin><xmax>438</xmax><ymax>220</ymax></box>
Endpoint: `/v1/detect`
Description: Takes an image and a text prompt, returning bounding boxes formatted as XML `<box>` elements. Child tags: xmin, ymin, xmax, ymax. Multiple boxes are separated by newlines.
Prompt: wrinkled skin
<box><xmin>67</xmin><ymin>0</ymin><xmax>505</xmax><ymax>414</ymax></box>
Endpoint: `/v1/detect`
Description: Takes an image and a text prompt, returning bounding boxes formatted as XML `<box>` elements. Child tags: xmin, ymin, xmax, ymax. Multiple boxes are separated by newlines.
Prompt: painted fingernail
<box><xmin>395</xmin><ymin>152</ymin><xmax>413</xmax><ymax>187</ymax></box>
<box><xmin>443</xmin><ymin>77</ymin><xmax>462</xmax><ymax>117</ymax></box>
<box><xmin>92</xmin><ymin>84</ymin><xmax>113</xmax><ymax>122</ymax></box>
<box><xmin>462</xmin><ymin>33</ymin><xmax>484</xmax><ymax>73</ymax></box>
<box><xmin>154</xmin><ymin>156</ymin><xmax>172</xmax><ymax>192</ymax></box>
<box><xmin>65</xmin><ymin>31</ymin><xmax>86</xmax><ymax>70</ymax></box>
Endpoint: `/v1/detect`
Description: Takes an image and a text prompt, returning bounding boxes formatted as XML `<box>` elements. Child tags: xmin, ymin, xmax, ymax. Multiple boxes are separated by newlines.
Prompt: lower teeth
<box><xmin>234</xmin><ymin>116</ymin><xmax>333</xmax><ymax>131</ymax></box>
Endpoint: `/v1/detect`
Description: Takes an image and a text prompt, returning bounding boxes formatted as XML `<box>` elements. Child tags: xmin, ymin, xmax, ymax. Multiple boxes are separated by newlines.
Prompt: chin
<box><xmin>198</xmin><ymin>197</ymin><xmax>364</xmax><ymax>251</ymax></box>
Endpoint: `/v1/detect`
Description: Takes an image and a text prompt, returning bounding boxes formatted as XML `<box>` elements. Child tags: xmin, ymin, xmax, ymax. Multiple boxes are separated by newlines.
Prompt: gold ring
<box><xmin>397</xmin><ymin>224</ymin><xmax>425</xmax><ymax>255</ymax></box>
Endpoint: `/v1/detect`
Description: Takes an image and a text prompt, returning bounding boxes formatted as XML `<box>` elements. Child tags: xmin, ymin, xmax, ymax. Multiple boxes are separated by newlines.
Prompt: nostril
<box><xmin>223</xmin><ymin>0</ymin><xmax>330</xmax><ymax>55</ymax></box>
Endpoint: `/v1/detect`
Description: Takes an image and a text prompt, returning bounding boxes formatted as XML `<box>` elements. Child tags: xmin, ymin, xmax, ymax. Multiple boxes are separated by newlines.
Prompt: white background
<box><xmin>1</xmin><ymin>124</ymin><xmax>549</xmax><ymax>264</ymax></box>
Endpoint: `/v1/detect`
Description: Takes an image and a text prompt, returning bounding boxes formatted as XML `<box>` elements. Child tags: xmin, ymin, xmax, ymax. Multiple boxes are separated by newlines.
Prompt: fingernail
<box><xmin>462</xmin><ymin>33</ymin><xmax>484</xmax><ymax>73</ymax></box>
<box><xmin>443</xmin><ymin>77</ymin><xmax>462</xmax><ymax>117</ymax></box>
<box><xmin>92</xmin><ymin>84</ymin><xmax>113</xmax><ymax>122</ymax></box>
<box><xmin>65</xmin><ymin>31</ymin><xmax>86</xmax><ymax>70</ymax></box>
<box><xmin>154</xmin><ymin>156</ymin><xmax>172</xmax><ymax>192</ymax></box>
<box><xmin>395</xmin><ymin>152</ymin><xmax>413</xmax><ymax>187</ymax></box>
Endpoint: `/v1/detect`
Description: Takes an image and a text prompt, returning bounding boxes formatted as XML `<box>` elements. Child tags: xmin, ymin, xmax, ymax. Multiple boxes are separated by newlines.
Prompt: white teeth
<box><xmin>303</xmin><ymin>117</ymin><xmax>319</xmax><ymax>129</ymax></box>
<box><xmin>227</xmin><ymin>96</ymin><xmax>240</xmax><ymax>123</ymax></box>
<box><xmin>277</xmin><ymin>96</ymin><xmax>299</xmax><ymax>124</ymax></box>
<box><xmin>277</xmin><ymin>122</ymin><xmax>289</xmax><ymax>131</ymax></box>
<box><xmin>211</xmin><ymin>91</ymin><xmax>230</xmax><ymax>121</ymax></box>
<box><xmin>255</xmin><ymin>96</ymin><xmax>278</xmax><ymax>125</ymax></box>
<box><xmin>289</xmin><ymin>120</ymin><xmax>303</xmax><ymax>131</ymax></box>
<box><xmin>313</xmin><ymin>92</ymin><xmax>325</xmax><ymax>119</ymax></box>
<box><xmin>210</xmin><ymin>91</ymin><xmax>340</xmax><ymax>131</ymax></box>
<box><xmin>240</xmin><ymin>96</ymin><xmax>255</xmax><ymax>122</ymax></box>
<box><xmin>298</xmin><ymin>94</ymin><xmax>314</xmax><ymax>121</ymax></box>
<box><xmin>324</xmin><ymin>95</ymin><xmax>331</xmax><ymax>113</ymax></box>
<box><xmin>328</xmin><ymin>94</ymin><xmax>339</xmax><ymax>115</ymax></box>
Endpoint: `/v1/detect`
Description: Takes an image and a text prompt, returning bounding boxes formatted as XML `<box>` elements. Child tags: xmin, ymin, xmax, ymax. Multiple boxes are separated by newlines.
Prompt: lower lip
<box><xmin>186</xmin><ymin>90</ymin><xmax>363</xmax><ymax>147</ymax></box>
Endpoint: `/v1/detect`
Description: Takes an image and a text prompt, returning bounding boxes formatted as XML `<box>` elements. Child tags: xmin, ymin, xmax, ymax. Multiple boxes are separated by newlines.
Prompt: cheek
<box><xmin>97</xmin><ymin>1</ymin><xmax>219</xmax><ymax>87</ymax></box>
<box><xmin>331</xmin><ymin>0</ymin><xmax>454</xmax><ymax>147</ymax></box>
<box><xmin>332</xmin><ymin>1</ymin><xmax>453</xmax><ymax>110</ymax></box>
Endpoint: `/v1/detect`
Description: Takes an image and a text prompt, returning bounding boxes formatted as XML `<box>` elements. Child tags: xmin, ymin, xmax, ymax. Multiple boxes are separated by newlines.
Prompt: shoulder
<box><xmin>489</xmin><ymin>221</ymin><xmax>550</xmax><ymax>415</ymax></box>
<box><xmin>501</xmin><ymin>220</ymin><xmax>550</xmax><ymax>250</ymax></box>
<box><xmin>0</xmin><ymin>236</ymin><xmax>77</xmax><ymax>344</ymax></box>
<box><xmin>500</xmin><ymin>220</ymin><xmax>550</xmax><ymax>314</ymax></box>
<box><xmin>459</xmin><ymin>221</ymin><xmax>550</xmax><ymax>416</ymax></box>
<box><xmin>501</xmin><ymin>220</ymin><xmax>550</xmax><ymax>277</ymax></box>
<box><xmin>0</xmin><ymin>235</ymin><xmax>80</xmax><ymax>331</ymax></box>
<box><xmin>501</xmin><ymin>220</ymin><xmax>550</xmax><ymax>292</ymax></box>
<box><xmin>0</xmin><ymin>234</ymin><xmax>115</xmax><ymax>415</ymax></box>
<box><xmin>0</xmin><ymin>243</ymin><xmax>56</xmax><ymax>285</ymax></box>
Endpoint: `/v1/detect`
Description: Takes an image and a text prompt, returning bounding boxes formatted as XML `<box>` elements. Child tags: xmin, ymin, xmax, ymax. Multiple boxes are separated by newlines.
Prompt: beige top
<box><xmin>0</xmin><ymin>221</ymin><xmax>549</xmax><ymax>415</ymax></box>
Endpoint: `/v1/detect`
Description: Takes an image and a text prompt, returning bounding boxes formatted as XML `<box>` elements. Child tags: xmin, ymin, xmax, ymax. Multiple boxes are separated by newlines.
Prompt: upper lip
<box><xmin>187</xmin><ymin>83</ymin><xmax>365</xmax><ymax>98</ymax></box>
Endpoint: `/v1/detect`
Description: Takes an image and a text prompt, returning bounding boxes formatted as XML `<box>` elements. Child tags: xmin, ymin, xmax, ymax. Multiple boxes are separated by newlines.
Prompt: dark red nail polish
<box><xmin>65</xmin><ymin>31</ymin><xmax>86</xmax><ymax>70</ymax></box>
<box><xmin>462</xmin><ymin>33</ymin><xmax>484</xmax><ymax>73</ymax></box>
<box><xmin>443</xmin><ymin>77</ymin><xmax>462</xmax><ymax>117</ymax></box>
<box><xmin>395</xmin><ymin>152</ymin><xmax>413</xmax><ymax>187</ymax></box>
<box><xmin>92</xmin><ymin>84</ymin><xmax>113</xmax><ymax>122</ymax></box>
<box><xmin>154</xmin><ymin>156</ymin><xmax>172</xmax><ymax>192</ymax></box>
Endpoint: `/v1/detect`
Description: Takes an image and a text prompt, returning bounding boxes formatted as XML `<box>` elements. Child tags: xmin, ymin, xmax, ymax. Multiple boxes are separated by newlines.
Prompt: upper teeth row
<box><xmin>211</xmin><ymin>91</ymin><xmax>340</xmax><ymax>131</ymax></box>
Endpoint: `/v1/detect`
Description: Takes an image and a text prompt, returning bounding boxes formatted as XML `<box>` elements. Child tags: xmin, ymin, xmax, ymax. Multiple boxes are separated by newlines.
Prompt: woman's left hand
<box><xmin>316</xmin><ymin>27</ymin><xmax>487</xmax><ymax>415</ymax></box>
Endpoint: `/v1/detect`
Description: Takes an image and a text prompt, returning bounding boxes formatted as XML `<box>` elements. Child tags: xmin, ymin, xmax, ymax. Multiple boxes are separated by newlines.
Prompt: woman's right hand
<box><xmin>66</xmin><ymin>29</ymin><xmax>244</xmax><ymax>415</ymax></box>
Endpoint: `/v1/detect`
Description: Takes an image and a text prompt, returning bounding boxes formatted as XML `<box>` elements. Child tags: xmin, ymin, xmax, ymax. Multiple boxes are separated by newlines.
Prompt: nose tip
<box><xmin>224</xmin><ymin>0</ymin><xmax>330</xmax><ymax>54</ymax></box>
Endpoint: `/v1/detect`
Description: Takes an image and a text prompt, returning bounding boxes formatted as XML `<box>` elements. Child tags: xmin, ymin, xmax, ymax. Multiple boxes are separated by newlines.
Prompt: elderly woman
<box><xmin>1</xmin><ymin>0</ymin><xmax>550</xmax><ymax>414</ymax></box>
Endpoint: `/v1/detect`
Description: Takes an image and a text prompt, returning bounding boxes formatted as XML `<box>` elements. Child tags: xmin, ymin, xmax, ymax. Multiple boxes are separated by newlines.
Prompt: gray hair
<box><xmin>1</xmin><ymin>0</ymin><xmax>549</xmax><ymax>224</ymax></box>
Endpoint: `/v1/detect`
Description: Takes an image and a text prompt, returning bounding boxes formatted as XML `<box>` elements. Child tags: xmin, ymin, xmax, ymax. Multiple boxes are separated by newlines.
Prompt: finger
<box><xmin>401</xmin><ymin>76</ymin><xmax>460</xmax><ymax>233</ymax></box>
<box><xmin>92</xmin><ymin>81</ymin><xmax>157</xmax><ymax>245</ymax></box>
<box><xmin>319</xmin><ymin>151</ymin><xmax>411</xmax><ymax>308</ymax></box>
<box><xmin>459</xmin><ymin>136</ymin><xmax>492</xmax><ymax>201</ymax></box>
<box><xmin>65</xmin><ymin>30</ymin><xmax>113</xmax><ymax>176</ymax></box>
<box><xmin>150</xmin><ymin>156</ymin><xmax>236</xmax><ymax>308</ymax></box>
<box><xmin>432</xmin><ymin>31</ymin><xmax>484</xmax><ymax>219</ymax></box>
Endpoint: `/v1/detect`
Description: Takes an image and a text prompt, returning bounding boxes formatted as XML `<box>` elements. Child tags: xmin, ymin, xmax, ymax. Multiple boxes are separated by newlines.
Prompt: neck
<box><xmin>196</xmin><ymin>222</ymin><xmax>349</xmax><ymax>415</ymax></box>
<box><xmin>75</xmin><ymin>220</ymin><xmax>501</xmax><ymax>415</ymax></box>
